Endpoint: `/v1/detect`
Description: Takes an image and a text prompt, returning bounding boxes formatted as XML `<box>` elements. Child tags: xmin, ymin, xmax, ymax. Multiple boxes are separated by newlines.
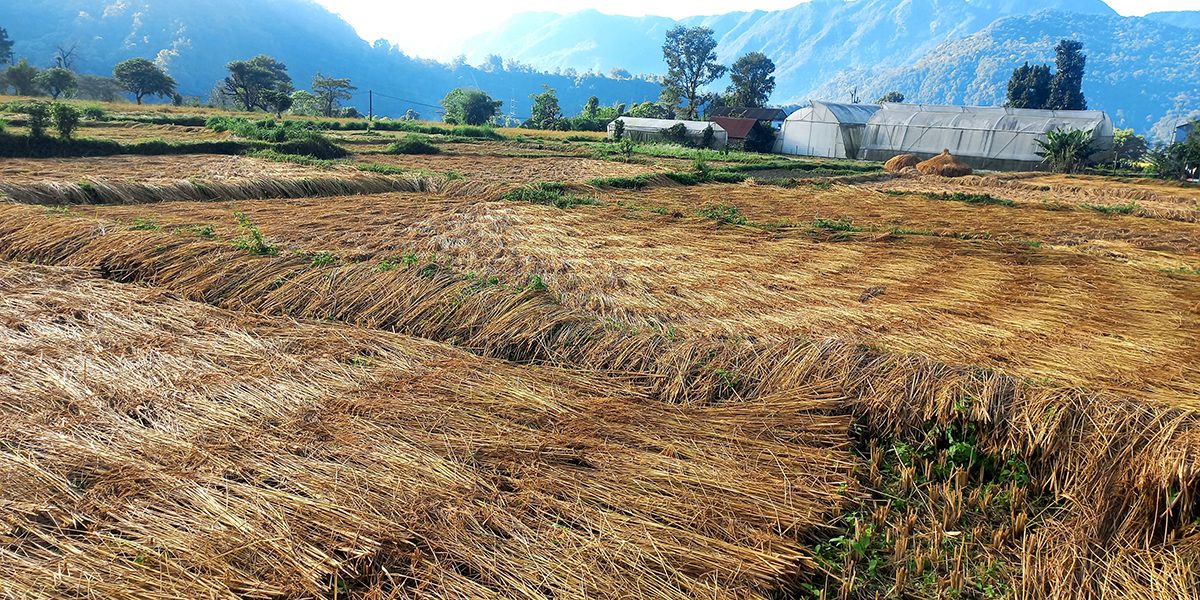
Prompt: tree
<box><xmin>525</xmin><ymin>85</ymin><xmax>563</xmax><ymax>130</ymax></box>
<box><xmin>1110</xmin><ymin>128</ymin><xmax>1148</xmax><ymax>168</ymax></box>
<box><xmin>76</xmin><ymin>74</ymin><xmax>123</xmax><ymax>102</ymax></box>
<box><xmin>584</xmin><ymin>95</ymin><xmax>599</xmax><ymax>117</ymax></box>
<box><xmin>5</xmin><ymin>58</ymin><xmax>39</xmax><ymax>96</ymax></box>
<box><xmin>261</xmin><ymin>89</ymin><xmax>292</xmax><ymax>118</ymax></box>
<box><xmin>34</xmin><ymin>67</ymin><xmax>76</xmax><ymax>99</ymax></box>
<box><xmin>289</xmin><ymin>90</ymin><xmax>321</xmax><ymax>116</ymax></box>
<box><xmin>1036</xmin><ymin>127</ymin><xmax>1097</xmax><ymax>173</ymax></box>
<box><xmin>113</xmin><ymin>58</ymin><xmax>176</xmax><ymax>104</ymax></box>
<box><xmin>876</xmin><ymin>91</ymin><xmax>905</xmax><ymax>104</ymax></box>
<box><xmin>1048</xmin><ymin>39</ymin><xmax>1087</xmax><ymax>111</ymax></box>
<box><xmin>1005</xmin><ymin>62</ymin><xmax>1052</xmax><ymax>109</ymax></box>
<box><xmin>610</xmin><ymin>67</ymin><xmax>631</xmax><ymax>79</ymax></box>
<box><xmin>223</xmin><ymin>55</ymin><xmax>292</xmax><ymax>112</ymax></box>
<box><xmin>727</xmin><ymin>52</ymin><xmax>776</xmax><ymax>108</ymax></box>
<box><xmin>479</xmin><ymin>54</ymin><xmax>503</xmax><ymax>73</ymax></box>
<box><xmin>0</xmin><ymin>28</ymin><xmax>14</xmax><ymax>65</ymax></box>
<box><xmin>662</xmin><ymin>26</ymin><xmax>726</xmax><ymax>119</ymax></box>
<box><xmin>311</xmin><ymin>72</ymin><xmax>356</xmax><ymax>117</ymax></box>
<box><xmin>439</xmin><ymin>88</ymin><xmax>502</xmax><ymax>125</ymax></box>
<box><xmin>50</xmin><ymin>102</ymin><xmax>81</xmax><ymax>139</ymax></box>
<box><xmin>55</xmin><ymin>42</ymin><xmax>78</xmax><ymax>71</ymax></box>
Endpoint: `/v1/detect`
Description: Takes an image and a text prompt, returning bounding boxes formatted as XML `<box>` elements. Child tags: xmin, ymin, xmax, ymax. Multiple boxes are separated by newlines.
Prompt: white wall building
<box><xmin>607</xmin><ymin>117</ymin><xmax>728</xmax><ymax>149</ymax></box>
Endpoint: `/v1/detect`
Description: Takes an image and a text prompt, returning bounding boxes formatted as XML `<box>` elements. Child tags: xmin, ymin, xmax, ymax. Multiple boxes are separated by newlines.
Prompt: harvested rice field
<box><xmin>2</xmin><ymin>126</ymin><xmax>1199</xmax><ymax>600</ymax></box>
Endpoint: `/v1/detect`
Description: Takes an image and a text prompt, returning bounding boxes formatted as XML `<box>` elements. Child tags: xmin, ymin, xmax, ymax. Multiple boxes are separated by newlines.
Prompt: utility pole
<box><xmin>368</xmin><ymin>90</ymin><xmax>373</xmax><ymax>121</ymax></box>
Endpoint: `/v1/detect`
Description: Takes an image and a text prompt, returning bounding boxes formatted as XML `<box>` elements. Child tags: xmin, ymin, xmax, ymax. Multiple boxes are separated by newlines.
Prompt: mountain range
<box><xmin>1</xmin><ymin>0</ymin><xmax>662</xmax><ymax>120</ymax></box>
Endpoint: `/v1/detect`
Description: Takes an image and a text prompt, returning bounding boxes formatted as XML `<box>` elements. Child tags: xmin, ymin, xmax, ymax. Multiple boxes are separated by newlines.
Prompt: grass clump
<box><xmin>1080</xmin><ymin>202</ymin><xmax>1138</xmax><ymax>215</ymax></box>
<box><xmin>130</xmin><ymin>216</ymin><xmax>162</xmax><ymax>231</ymax></box>
<box><xmin>697</xmin><ymin>204</ymin><xmax>747</xmax><ymax>225</ymax></box>
<box><xmin>502</xmin><ymin>181</ymin><xmax>599</xmax><ymax>209</ymax></box>
<box><xmin>811</xmin><ymin>218</ymin><xmax>863</xmax><ymax>232</ymax></box>
<box><xmin>590</xmin><ymin>173</ymin><xmax>654</xmax><ymax>189</ymax></box>
<box><xmin>385</xmin><ymin>134</ymin><xmax>441</xmax><ymax>155</ymax></box>
<box><xmin>922</xmin><ymin>192</ymin><xmax>1015</xmax><ymax>207</ymax></box>
<box><xmin>231</xmin><ymin>211</ymin><xmax>277</xmax><ymax>255</ymax></box>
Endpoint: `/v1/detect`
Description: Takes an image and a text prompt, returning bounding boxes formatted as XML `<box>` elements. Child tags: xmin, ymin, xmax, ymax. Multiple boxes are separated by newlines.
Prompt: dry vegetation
<box><xmin>1</xmin><ymin>125</ymin><xmax>1199</xmax><ymax>599</ymax></box>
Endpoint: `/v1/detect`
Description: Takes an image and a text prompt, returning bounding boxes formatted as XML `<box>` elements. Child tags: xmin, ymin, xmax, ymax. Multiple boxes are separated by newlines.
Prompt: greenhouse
<box><xmin>779</xmin><ymin>101</ymin><xmax>881</xmax><ymax>159</ymax></box>
<box><xmin>858</xmin><ymin>103</ymin><xmax>1114</xmax><ymax>171</ymax></box>
<box><xmin>608</xmin><ymin>117</ymin><xmax>728</xmax><ymax>149</ymax></box>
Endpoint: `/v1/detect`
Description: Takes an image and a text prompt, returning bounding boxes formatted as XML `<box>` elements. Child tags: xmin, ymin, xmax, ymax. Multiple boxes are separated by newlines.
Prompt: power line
<box><xmin>368</xmin><ymin>90</ymin><xmax>441</xmax><ymax>110</ymax></box>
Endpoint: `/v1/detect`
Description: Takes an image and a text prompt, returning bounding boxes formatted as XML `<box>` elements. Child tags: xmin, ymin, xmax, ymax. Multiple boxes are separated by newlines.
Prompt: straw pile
<box><xmin>0</xmin><ymin>261</ymin><xmax>854</xmax><ymax>599</ymax></box>
<box><xmin>917</xmin><ymin>149</ymin><xmax>973</xmax><ymax>177</ymax></box>
<box><xmin>883</xmin><ymin>153</ymin><xmax>919</xmax><ymax>172</ymax></box>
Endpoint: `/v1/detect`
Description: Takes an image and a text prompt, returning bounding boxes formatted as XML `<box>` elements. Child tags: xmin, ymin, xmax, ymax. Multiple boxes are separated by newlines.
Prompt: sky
<box><xmin>312</xmin><ymin>0</ymin><xmax>1198</xmax><ymax>61</ymax></box>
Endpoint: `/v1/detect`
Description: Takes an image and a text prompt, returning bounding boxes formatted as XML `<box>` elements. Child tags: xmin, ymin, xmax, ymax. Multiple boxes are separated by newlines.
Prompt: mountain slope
<box><xmin>808</xmin><ymin>10</ymin><xmax>1200</xmax><ymax>141</ymax></box>
<box><xmin>1</xmin><ymin>0</ymin><xmax>661</xmax><ymax>119</ymax></box>
<box><xmin>1144</xmin><ymin>10</ymin><xmax>1200</xmax><ymax>29</ymax></box>
<box><xmin>460</xmin><ymin>0</ymin><xmax>1117</xmax><ymax>102</ymax></box>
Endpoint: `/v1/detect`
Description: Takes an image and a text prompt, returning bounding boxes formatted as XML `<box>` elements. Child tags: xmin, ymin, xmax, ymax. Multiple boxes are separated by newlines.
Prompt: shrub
<box><xmin>701</xmin><ymin>124</ymin><xmax>715</xmax><ymax>149</ymax></box>
<box><xmin>385</xmin><ymin>134</ymin><xmax>441</xmax><ymax>155</ymax></box>
<box><xmin>1036</xmin><ymin>127</ymin><xmax>1096</xmax><ymax>173</ymax></box>
<box><xmin>697</xmin><ymin>203</ymin><xmax>747</xmax><ymax>225</ymax></box>
<box><xmin>50</xmin><ymin>103</ymin><xmax>81</xmax><ymax>139</ymax></box>
<box><xmin>612</xmin><ymin>118</ymin><xmax>625</xmax><ymax>141</ymax></box>
<box><xmin>502</xmin><ymin>181</ymin><xmax>598</xmax><ymax>209</ymax></box>
<box><xmin>24</xmin><ymin>101</ymin><xmax>50</xmax><ymax>138</ymax></box>
<box><xmin>81</xmin><ymin>104</ymin><xmax>107</xmax><ymax>121</ymax></box>
<box><xmin>660</xmin><ymin>122</ymin><xmax>688</xmax><ymax>145</ymax></box>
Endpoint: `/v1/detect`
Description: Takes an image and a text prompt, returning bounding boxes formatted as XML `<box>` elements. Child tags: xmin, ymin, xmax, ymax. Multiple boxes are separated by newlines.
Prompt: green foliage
<box><xmin>697</xmin><ymin>203</ymin><xmax>747</xmax><ymax>225</ymax></box>
<box><xmin>700</xmin><ymin>124</ymin><xmax>715</xmax><ymax>149</ymax></box>
<box><xmin>23</xmin><ymin>101</ymin><xmax>50</xmax><ymax>138</ymax></box>
<box><xmin>1145</xmin><ymin>121</ymin><xmax>1200</xmax><ymax>180</ymax></box>
<box><xmin>261</xmin><ymin>89</ymin><xmax>293</xmax><ymax>118</ymax></box>
<box><xmin>81</xmin><ymin>104</ymin><xmax>107</xmax><ymax>121</ymax></box>
<box><xmin>5</xmin><ymin>58</ymin><xmax>39</xmax><ymax>96</ymax></box>
<box><xmin>727</xmin><ymin>52</ymin><xmax>776</xmax><ymax>108</ymax></box>
<box><xmin>33</xmin><ymin>67</ymin><xmax>76</xmax><ymax>100</ymax></box>
<box><xmin>924</xmin><ymin>191</ymin><xmax>1015</xmax><ymax>206</ymax></box>
<box><xmin>203</xmin><ymin>116</ymin><xmax>347</xmax><ymax>159</ymax></box>
<box><xmin>232</xmin><ymin>211</ymin><xmax>277</xmax><ymax>255</ymax></box>
<box><xmin>1080</xmin><ymin>202</ymin><xmax>1138</xmax><ymax>215</ymax></box>
<box><xmin>875</xmin><ymin>91</ymin><xmax>905</xmax><ymax>104</ymax></box>
<box><xmin>660</xmin><ymin>122</ymin><xmax>688</xmax><ymax>145</ymax></box>
<box><xmin>1036</xmin><ymin>127</ymin><xmax>1097</xmax><ymax>173</ymax></box>
<box><xmin>130</xmin><ymin>216</ymin><xmax>162</xmax><ymax>231</ymax></box>
<box><xmin>385</xmin><ymin>134</ymin><xmax>441</xmax><ymax>155</ymax></box>
<box><xmin>113</xmin><ymin>58</ymin><xmax>177</xmax><ymax>105</ymax></box>
<box><xmin>0</xmin><ymin>27</ymin><xmax>12</xmax><ymax>65</ymax></box>
<box><xmin>590</xmin><ymin>173</ymin><xmax>655</xmax><ymax>189</ymax></box>
<box><xmin>501</xmin><ymin>181</ymin><xmax>599</xmax><ymax>209</ymax></box>
<box><xmin>627</xmin><ymin>101</ymin><xmax>672</xmax><ymax>120</ymax></box>
<box><xmin>49</xmin><ymin>102</ymin><xmax>81</xmax><ymax>139</ymax></box>
<box><xmin>311</xmin><ymin>72</ymin><xmax>355</xmax><ymax>117</ymax></box>
<box><xmin>439</xmin><ymin>88</ymin><xmax>503</xmax><ymax>126</ymax></box>
<box><xmin>612</xmin><ymin>118</ymin><xmax>625</xmax><ymax>141</ymax></box>
<box><xmin>223</xmin><ymin>55</ymin><xmax>293</xmax><ymax>112</ymax></box>
<box><xmin>1110</xmin><ymin>128</ymin><xmax>1149</xmax><ymax>168</ymax></box>
<box><xmin>1005</xmin><ymin>61</ymin><xmax>1052</xmax><ymax>109</ymax></box>
<box><xmin>743</xmin><ymin>121</ymin><xmax>777</xmax><ymax>153</ymax></box>
<box><xmin>1048</xmin><ymin>39</ymin><xmax>1087</xmax><ymax>111</ymax></box>
<box><xmin>524</xmin><ymin>85</ymin><xmax>564</xmax><ymax>130</ymax></box>
<box><xmin>662</xmin><ymin>26</ymin><xmax>726</xmax><ymax>120</ymax></box>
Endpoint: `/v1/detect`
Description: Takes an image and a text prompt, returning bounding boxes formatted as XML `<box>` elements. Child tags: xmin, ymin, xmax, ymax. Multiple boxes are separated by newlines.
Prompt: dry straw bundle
<box><xmin>917</xmin><ymin>149</ymin><xmax>973</xmax><ymax>177</ymax></box>
<box><xmin>883</xmin><ymin>154</ymin><xmax>920</xmax><ymax>172</ymax></box>
<box><xmin>0</xmin><ymin>262</ymin><xmax>853</xmax><ymax>599</ymax></box>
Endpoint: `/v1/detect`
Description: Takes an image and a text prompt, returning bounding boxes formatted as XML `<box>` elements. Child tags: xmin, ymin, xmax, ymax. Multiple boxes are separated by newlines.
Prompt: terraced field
<box><xmin>1</xmin><ymin>103</ymin><xmax>1198</xmax><ymax>600</ymax></box>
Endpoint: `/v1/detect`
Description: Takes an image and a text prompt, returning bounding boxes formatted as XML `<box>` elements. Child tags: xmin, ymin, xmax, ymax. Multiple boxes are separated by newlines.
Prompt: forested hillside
<box><xmin>1</xmin><ymin>0</ymin><xmax>661</xmax><ymax>119</ymax></box>
<box><xmin>809</xmin><ymin>10</ymin><xmax>1200</xmax><ymax>141</ymax></box>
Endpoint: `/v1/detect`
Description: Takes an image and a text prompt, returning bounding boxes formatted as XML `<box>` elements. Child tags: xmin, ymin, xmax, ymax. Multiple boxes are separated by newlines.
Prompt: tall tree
<box><xmin>34</xmin><ymin>67</ymin><xmax>77</xmax><ymax>99</ymax></box>
<box><xmin>526</xmin><ymin>85</ymin><xmax>562</xmax><ymax>130</ymax></box>
<box><xmin>113</xmin><ymin>57</ymin><xmax>176</xmax><ymax>104</ymax></box>
<box><xmin>223</xmin><ymin>55</ymin><xmax>292</xmax><ymax>112</ymax></box>
<box><xmin>5</xmin><ymin>58</ymin><xmax>39</xmax><ymax>95</ymax></box>
<box><xmin>727</xmin><ymin>52</ymin><xmax>776</xmax><ymax>108</ymax></box>
<box><xmin>311</xmin><ymin>72</ymin><xmax>355</xmax><ymax>117</ymax></box>
<box><xmin>1048</xmin><ymin>39</ymin><xmax>1087</xmax><ymax>111</ymax></box>
<box><xmin>439</xmin><ymin>88</ymin><xmax>501</xmax><ymax>125</ymax></box>
<box><xmin>0</xmin><ymin>28</ymin><xmax>14</xmax><ymax>65</ymax></box>
<box><xmin>661</xmin><ymin>26</ymin><xmax>725</xmax><ymax>120</ymax></box>
<box><xmin>876</xmin><ymin>91</ymin><xmax>905</xmax><ymax>104</ymax></box>
<box><xmin>1005</xmin><ymin>62</ymin><xmax>1052</xmax><ymax>109</ymax></box>
<box><xmin>54</xmin><ymin>42</ymin><xmax>78</xmax><ymax>71</ymax></box>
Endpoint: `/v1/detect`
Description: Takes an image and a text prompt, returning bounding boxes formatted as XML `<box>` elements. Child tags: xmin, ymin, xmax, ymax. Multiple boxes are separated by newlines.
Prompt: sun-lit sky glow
<box><xmin>312</xmin><ymin>0</ymin><xmax>1198</xmax><ymax>61</ymax></box>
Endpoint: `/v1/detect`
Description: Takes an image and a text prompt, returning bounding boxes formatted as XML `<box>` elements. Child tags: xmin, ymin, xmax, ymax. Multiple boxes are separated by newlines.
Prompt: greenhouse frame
<box><xmin>779</xmin><ymin>101</ymin><xmax>881</xmax><ymax>159</ymax></box>
<box><xmin>858</xmin><ymin>103</ymin><xmax>1115</xmax><ymax>171</ymax></box>
<box><xmin>607</xmin><ymin>117</ymin><xmax>728</xmax><ymax>149</ymax></box>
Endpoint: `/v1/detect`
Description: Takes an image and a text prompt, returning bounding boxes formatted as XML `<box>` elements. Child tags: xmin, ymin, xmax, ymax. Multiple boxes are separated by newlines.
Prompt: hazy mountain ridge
<box><xmin>2</xmin><ymin>0</ymin><xmax>661</xmax><ymax>119</ymax></box>
<box><xmin>1144</xmin><ymin>10</ymin><xmax>1200</xmax><ymax>29</ymax></box>
<box><xmin>460</xmin><ymin>0</ymin><xmax>1117</xmax><ymax>102</ymax></box>
<box><xmin>808</xmin><ymin>10</ymin><xmax>1200</xmax><ymax>141</ymax></box>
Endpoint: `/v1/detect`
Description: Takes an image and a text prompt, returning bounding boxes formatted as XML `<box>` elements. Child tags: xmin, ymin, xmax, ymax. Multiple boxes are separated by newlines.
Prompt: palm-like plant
<box><xmin>1035</xmin><ymin>127</ymin><xmax>1096</xmax><ymax>173</ymax></box>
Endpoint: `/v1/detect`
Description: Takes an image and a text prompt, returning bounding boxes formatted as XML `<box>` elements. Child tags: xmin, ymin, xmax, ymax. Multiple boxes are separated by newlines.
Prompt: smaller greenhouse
<box><xmin>779</xmin><ymin>101</ymin><xmax>881</xmax><ymax>159</ymax></box>
<box><xmin>859</xmin><ymin>103</ymin><xmax>1114</xmax><ymax>171</ymax></box>
<box><xmin>608</xmin><ymin>117</ymin><xmax>728</xmax><ymax>149</ymax></box>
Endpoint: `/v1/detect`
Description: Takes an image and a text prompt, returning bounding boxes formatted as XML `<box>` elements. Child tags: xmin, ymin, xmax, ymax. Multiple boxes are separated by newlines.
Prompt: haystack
<box><xmin>884</xmin><ymin>153</ymin><xmax>920</xmax><ymax>172</ymax></box>
<box><xmin>917</xmin><ymin>149</ymin><xmax>973</xmax><ymax>177</ymax></box>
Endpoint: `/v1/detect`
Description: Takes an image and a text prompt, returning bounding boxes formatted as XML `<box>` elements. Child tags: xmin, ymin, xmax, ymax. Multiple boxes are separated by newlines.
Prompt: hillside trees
<box><xmin>876</xmin><ymin>91</ymin><xmax>905</xmax><ymax>103</ymax></box>
<box><xmin>1004</xmin><ymin>40</ymin><xmax>1086</xmax><ymax>111</ymax></box>
<box><xmin>728</xmin><ymin>52</ymin><xmax>776</xmax><ymax>108</ymax></box>
<box><xmin>1048</xmin><ymin>39</ymin><xmax>1086</xmax><ymax>110</ymax></box>
<box><xmin>113</xmin><ymin>58</ymin><xmax>177</xmax><ymax>104</ymax></box>
<box><xmin>33</xmin><ymin>67</ymin><xmax>76</xmax><ymax>99</ymax></box>
<box><xmin>311</xmin><ymin>72</ymin><xmax>355</xmax><ymax>117</ymax></box>
<box><xmin>0</xmin><ymin>27</ymin><xmax>13</xmax><ymax>65</ymax></box>
<box><xmin>439</xmin><ymin>88</ymin><xmax>502</xmax><ymax>125</ymax></box>
<box><xmin>223</xmin><ymin>55</ymin><xmax>293</xmax><ymax>111</ymax></box>
<box><xmin>5</xmin><ymin>58</ymin><xmax>39</xmax><ymax>95</ymax></box>
<box><xmin>1005</xmin><ymin>62</ymin><xmax>1052</xmax><ymax>109</ymax></box>
<box><xmin>662</xmin><ymin>26</ymin><xmax>725</xmax><ymax>119</ymax></box>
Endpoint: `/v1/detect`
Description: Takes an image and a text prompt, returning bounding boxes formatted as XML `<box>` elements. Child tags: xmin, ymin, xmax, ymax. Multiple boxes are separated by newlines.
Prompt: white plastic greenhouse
<box><xmin>859</xmin><ymin>103</ymin><xmax>1114</xmax><ymax>171</ymax></box>
<box><xmin>607</xmin><ymin>117</ymin><xmax>728</xmax><ymax>149</ymax></box>
<box><xmin>779</xmin><ymin>101</ymin><xmax>881</xmax><ymax>159</ymax></box>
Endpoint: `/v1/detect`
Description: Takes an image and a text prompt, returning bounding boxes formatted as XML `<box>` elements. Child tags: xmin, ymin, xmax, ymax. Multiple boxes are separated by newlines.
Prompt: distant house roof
<box><xmin>710</xmin><ymin>107</ymin><xmax>788</xmax><ymax>121</ymax></box>
<box><xmin>709</xmin><ymin>116</ymin><xmax>757</xmax><ymax>139</ymax></box>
